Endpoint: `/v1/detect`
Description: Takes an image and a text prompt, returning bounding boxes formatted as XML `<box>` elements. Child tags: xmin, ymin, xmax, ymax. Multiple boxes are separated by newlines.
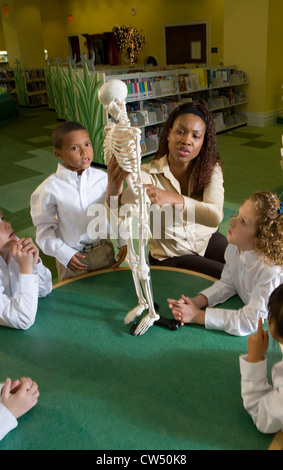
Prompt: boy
<box><xmin>30</xmin><ymin>121</ymin><xmax>127</xmax><ymax>282</ymax></box>
<box><xmin>0</xmin><ymin>211</ymin><xmax>52</xmax><ymax>329</ymax></box>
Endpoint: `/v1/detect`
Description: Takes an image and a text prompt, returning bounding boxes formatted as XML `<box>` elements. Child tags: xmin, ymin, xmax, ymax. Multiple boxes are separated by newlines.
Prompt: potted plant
<box><xmin>114</xmin><ymin>25</ymin><xmax>146</xmax><ymax>65</ymax></box>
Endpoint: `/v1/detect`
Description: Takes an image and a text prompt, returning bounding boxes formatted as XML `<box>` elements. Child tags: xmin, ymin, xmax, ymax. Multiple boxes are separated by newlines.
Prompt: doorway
<box><xmin>68</xmin><ymin>35</ymin><xmax>81</xmax><ymax>63</ymax></box>
<box><xmin>164</xmin><ymin>22</ymin><xmax>208</xmax><ymax>65</ymax></box>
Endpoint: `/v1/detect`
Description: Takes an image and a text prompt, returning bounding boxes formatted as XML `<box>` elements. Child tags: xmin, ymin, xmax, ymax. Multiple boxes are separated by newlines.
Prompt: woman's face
<box><xmin>167</xmin><ymin>113</ymin><xmax>206</xmax><ymax>169</ymax></box>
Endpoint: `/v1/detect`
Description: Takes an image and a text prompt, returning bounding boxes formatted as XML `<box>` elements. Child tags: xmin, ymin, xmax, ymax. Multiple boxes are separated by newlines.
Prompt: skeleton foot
<box><xmin>124</xmin><ymin>304</ymin><xmax>146</xmax><ymax>324</ymax></box>
<box><xmin>132</xmin><ymin>312</ymin><xmax>160</xmax><ymax>336</ymax></box>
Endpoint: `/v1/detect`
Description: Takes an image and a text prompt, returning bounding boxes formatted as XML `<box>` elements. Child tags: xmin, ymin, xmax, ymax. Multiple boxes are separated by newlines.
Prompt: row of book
<box><xmin>207</xmin><ymin>91</ymin><xmax>248</xmax><ymax>110</ymax></box>
<box><xmin>123</xmin><ymin>68</ymin><xmax>247</xmax><ymax>101</ymax></box>
<box><xmin>24</xmin><ymin>68</ymin><xmax>46</xmax><ymax>80</ymax></box>
<box><xmin>140</xmin><ymin>125</ymin><xmax>162</xmax><ymax>155</ymax></box>
<box><xmin>27</xmin><ymin>93</ymin><xmax>48</xmax><ymax>106</ymax></box>
<box><xmin>213</xmin><ymin>111</ymin><xmax>247</xmax><ymax>132</ymax></box>
<box><xmin>26</xmin><ymin>81</ymin><xmax>47</xmax><ymax>93</ymax></box>
<box><xmin>128</xmin><ymin>100</ymin><xmax>179</xmax><ymax>127</ymax></box>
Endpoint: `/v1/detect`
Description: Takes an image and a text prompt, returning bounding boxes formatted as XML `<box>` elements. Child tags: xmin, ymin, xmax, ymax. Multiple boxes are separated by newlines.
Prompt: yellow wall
<box><xmin>224</xmin><ymin>0</ymin><xmax>268</xmax><ymax>114</ymax></box>
<box><xmin>47</xmin><ymin>0</ymin><xmax>224</xmax><ymax>66</ymax></box>
<box><xmin>0</xmin><ymin>15</ymin><xmax>5</xmax><ymax>50</ymax></box>
<box><xmin>265</xmin><ymin>0</ymin><xmax>283</xmax><ymax>114</ymax></box>
<box><xmin>1</xmin><ymin>0</ymin><xmax>45</xmax><ymax>67</ymax></box>
<box><xmin>40</xmin><ymin>1</ymin><xmax>68</xmax><ymax>61</ymax></box>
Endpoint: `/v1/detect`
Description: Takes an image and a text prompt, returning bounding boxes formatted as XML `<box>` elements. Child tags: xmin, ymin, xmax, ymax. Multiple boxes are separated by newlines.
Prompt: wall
<box><xmin>40</xmin><ymin>0</ymin><xmax>68</xmax><ymax>61</ymax></box>
<box><xmin>0</xmin><ymin>0</ymin><xmax>224</xmax><ymax>66</ymax></box>
<box><xmin>265</xmin><ymin>0</ymin><xmax>283</xmax><ymax>115</ymax></box>
<box><xmin>224</xmin><ymin>0</ymin><xmax>268</xmax><ymax>115</ymax></box>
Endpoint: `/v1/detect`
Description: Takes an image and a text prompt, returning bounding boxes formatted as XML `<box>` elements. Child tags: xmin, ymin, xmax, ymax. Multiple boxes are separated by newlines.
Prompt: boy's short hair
<box><xmin>52</xmin><ymin>121</ymin><xmax>87</xmax><ymax>149</ymax></box>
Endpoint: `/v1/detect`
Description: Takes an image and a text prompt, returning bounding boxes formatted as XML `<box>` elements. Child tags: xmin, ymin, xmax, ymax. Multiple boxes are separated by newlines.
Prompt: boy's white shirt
<box><xmin>200</xmin><ymin>244</ymin><xmax>283</xmax><ymax>336</ymax></box>
<box><xmin>30</xmin><ymin>164</ymin><xmax>124</xmax><ymax>267</ymax></box>
<box><xmin>0</xmin><ymin>384</ymin><xmax>18</xmax><ymax>441</ymax></box>
<box><xmin>0</xmin><ymin>255</ymin><xmax>52</xmax><ymax>329</ymax></box>
<box><xmin>240</xmin><ymin>356</ymin><xmax>283</xmax><ymax>433</ymax></box>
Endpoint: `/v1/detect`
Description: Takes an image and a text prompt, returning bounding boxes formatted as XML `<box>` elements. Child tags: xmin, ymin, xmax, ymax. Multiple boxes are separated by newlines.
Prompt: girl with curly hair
<box><xmin>168</xmin><ymin>190</ymin><xmax>283</xmax><ymax>336</ymax></box>
<box><xmin>107</xmin><ymin>102</ymin><xmax>227</xmax><ymax>279</ymax></box>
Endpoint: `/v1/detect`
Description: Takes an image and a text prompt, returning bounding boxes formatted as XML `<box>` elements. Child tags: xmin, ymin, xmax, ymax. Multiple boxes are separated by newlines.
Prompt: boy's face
<box><xmin>0</xmin><ymin>212</ymin><xmax>16</xmax><ymax>252</ymax></box>
<box><xmin>54</xmin><ymin>130</ymin><xmax>93</xmax><ymax>174</ymax></box>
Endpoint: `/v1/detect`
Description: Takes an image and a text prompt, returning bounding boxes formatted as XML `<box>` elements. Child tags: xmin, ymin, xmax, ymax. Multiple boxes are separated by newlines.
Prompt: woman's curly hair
<box><xmin>155</xmin><ymin>101</ymin><xmax>222</xmax><ymax>198</ymax></box>
<box><xmin>249</xmin><ymin>191</ymin><xmax>283</xmax><ymax>266</ymax></box>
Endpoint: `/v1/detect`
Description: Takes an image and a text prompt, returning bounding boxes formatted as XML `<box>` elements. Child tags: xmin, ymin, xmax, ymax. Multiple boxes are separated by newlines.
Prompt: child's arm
<box><xmin>0</xmin><ymin>377</ymin><xmax>39</xmax><ymax>441</ymax></box>
<box><xmin>111</xmin><ymin>245</ymin><xmax>127</xmax><ymax>269</ymax></box>
<box><xmin>239</xmin><ymin>319</ymin><xmax>283</xmax><ymax>433</ymax></box>
<box><xmin>30</xmin><ymin>189</ymin><xmax>78</xmax><ymax>267</ymax></box>
<box><xmin>0</xmin><ymin>244</ymin><xmax>40</xmax><ymax>329</ymax></box>
<box><xmin>205</xmin><ymin>269</ymin><xmax>281</xmax><ymax>336</ymax></box>
<box><xmin>15</xmin><ymin>238</ymin><xmax>52</xmax><ymax>296</ymax></box>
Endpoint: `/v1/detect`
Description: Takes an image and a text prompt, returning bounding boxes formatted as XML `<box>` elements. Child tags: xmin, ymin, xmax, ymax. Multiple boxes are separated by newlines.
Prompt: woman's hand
<box><xmin>144</xmin><ymin>184</ymin><xmax>184</xmax><ymax>207</ymax></box>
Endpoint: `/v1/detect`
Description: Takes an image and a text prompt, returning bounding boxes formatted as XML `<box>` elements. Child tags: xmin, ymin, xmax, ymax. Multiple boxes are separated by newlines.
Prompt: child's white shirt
<box><xmin>0</xmin><ymin>383</ymin><xmax>18</xmax><ymax>441</ymax></box>
<box><xmin>0</xmin><ymin>255</ymin><xmax>52</xmax><ymax>329</ymax></box>
<box><xmin>240</xmin><ymin>356</ymin><xmax>283</xmax><ymax>433</ymax></box>
<box><xmin>30</xmin><ymin>164</ymin><xmax>122</xmax><ymax>267</ymax></box>
<box><xmin>200</xmin><ymin>244</ymin><xmax>282</xmax><ymax>336</ymax></box>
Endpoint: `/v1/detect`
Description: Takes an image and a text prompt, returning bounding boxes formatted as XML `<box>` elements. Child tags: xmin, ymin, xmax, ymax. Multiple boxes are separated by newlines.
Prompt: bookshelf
<box><xmin>0</xmin><ymin>68</ymin><xmax>17</xmax><ymax>101</ymax></box>
<box><xmin>23</xmin><ymin>68</ymin><xmax>48</xmax><ymax>107</ymax></box>
<box><xmin>98</xmin><ymin>66</ymin><xmax>248</xmax><ymax>157</ymax></box>
<box><xmin>12</xmin><ymin>65</ymin><xmax>48</xmax><ymax>107</ymax></box>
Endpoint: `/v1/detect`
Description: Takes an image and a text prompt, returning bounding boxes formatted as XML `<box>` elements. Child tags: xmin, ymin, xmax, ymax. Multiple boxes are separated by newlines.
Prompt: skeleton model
<box><xmin>98</xmin><ymin>79</ymin><xmax>160</xmax><ymax>335</ymax></box>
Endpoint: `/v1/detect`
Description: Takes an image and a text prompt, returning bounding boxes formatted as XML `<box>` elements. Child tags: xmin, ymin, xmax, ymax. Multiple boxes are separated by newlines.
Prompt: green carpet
<box><xmin>0</xmin><ymin>107</ymin><xmax>282</xmax><ymax>283</ymax></box>
<box><xmin>0</xmin><ymin>269</ymin><xmax>275</xmax><ymax>450</ymax></box>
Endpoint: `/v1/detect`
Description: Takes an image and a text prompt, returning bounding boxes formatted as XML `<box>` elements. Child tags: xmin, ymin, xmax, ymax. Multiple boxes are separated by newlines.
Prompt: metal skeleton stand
<box><xmin>98</xmin><ymin>79</ymin><xmax>160</xmax><ymax>335</ymax></box>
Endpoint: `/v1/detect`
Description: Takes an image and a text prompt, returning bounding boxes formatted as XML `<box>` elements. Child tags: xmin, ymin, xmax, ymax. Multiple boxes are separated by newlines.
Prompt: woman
<box><xmin>107</xmin><ymin>102</ymin><xmax>227</xmax><ymax>279</ymax></box>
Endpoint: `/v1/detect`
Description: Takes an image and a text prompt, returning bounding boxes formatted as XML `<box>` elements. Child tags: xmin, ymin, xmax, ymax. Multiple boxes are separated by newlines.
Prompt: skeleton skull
<box><xmin>98</xmin><ymin>79</ymin><xmax>128</xmax><ymax>121</ymax></box>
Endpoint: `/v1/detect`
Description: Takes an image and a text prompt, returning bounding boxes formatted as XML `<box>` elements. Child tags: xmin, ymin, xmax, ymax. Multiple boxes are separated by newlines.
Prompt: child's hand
<box><xmin>106</xmin><ymin>156</ymin><xmax>130</xmax><ymax>201</ymax></box>
<box><xmin>111</xmin><ymin>245</ymin><xmax>127</xmax><ymax>269</ymax></box>
<box><xmin>9</xmin><ymin>241</ymin><xmax>34</xmax><ymax>274</ymax></box>
<box><xmin>1</xmin><ymin>377</ymin><xmax>39</xmax><ymax>419</ymax></box>
<box><xmin>167</xmin><ymin>295</ymin><xmax>205</xmax><ymax>326</ymax></box>
<box><xmin>67</xmin><ymin>253</ymin><xmax>87</xmax><ymax>272</ymax></box>
<box><xmin>16</xmin><ymin>237</ymin><xmax>39</xmax><ymax>265</ymax></box>
<box><xmin>247</xmin><ymin>317</ymin><xmax>269</xmax><ymax>363</ymax></box>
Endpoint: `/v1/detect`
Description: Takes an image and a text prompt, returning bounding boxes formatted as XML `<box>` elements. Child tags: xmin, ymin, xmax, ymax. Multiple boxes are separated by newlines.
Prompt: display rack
<box><xmin>98</xmin><ymin>65</ymin><xmax>248</xmax><ymax>157</ymax></box>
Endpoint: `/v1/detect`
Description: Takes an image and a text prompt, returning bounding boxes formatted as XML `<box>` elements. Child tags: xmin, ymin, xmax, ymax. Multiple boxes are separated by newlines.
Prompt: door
<box><xmin>69</xmin><ymin>35</ymin><xmax>81</xmax><ymax>63</ymax></box>
<box><xmin>165</xmin><ymin>23</ymin><xmax>207</xmax><ymax>65</ymax></box>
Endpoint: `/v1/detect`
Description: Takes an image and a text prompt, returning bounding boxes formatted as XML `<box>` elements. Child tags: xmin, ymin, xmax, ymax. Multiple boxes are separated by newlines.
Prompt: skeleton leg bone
<box><xmin>123</xmin><ymin>214</ymin><xmax>148</xmax><ymax>324</ymax></box>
